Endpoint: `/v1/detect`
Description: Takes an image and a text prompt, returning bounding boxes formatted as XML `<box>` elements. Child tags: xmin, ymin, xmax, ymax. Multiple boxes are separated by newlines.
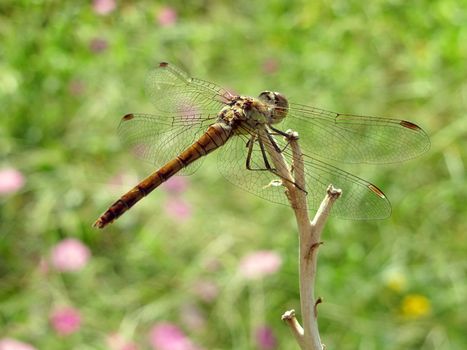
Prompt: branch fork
<box><xmin>263</xmin><ymin>129</ymin><xmax>342</xmax><ymax>350</ymax></box>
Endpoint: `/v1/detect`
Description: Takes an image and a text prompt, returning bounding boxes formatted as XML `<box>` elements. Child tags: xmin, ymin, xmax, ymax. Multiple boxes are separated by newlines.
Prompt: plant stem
<box><xmin>263</xmin><ymin>130</ymin><xmax>341</xmax><ymax>350</ymax></box>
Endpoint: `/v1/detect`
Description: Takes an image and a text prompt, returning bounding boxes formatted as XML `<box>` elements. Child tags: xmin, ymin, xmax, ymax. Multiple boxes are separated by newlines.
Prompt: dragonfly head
<box><xmin>258</xmin><ymin>91</ymin><xmax>289</xmax><ymax>123</ymax></box>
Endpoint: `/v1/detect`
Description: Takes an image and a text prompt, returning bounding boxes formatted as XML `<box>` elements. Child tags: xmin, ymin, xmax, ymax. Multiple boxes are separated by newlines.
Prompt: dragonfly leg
<box><xmin>258</xmin><ymin>135</ymin><xmax>274</xmax><ymax>170</ymax></box>
<box><xmin>268</xmin><ymin>126</ymin><xmax>299</xmax><ymax>153</ymax></box>
<box><xmin>269</xmin><ymin>125</ymin><xmax>291</xmax><ymax>138</ymax></box>
<box><xmin>245</xmin><ymin>135</ymin><xmax>256</xmax><ymax>170</ymax></box>
<box><xmin>266</xmin><ymin>130</ymin><xmax>283</xmax><ymax>154</ymax></box>
<box><xmin>245</xmin><ymin>134</ymin><xmax>275</xmax><ymax>171</ymax></box>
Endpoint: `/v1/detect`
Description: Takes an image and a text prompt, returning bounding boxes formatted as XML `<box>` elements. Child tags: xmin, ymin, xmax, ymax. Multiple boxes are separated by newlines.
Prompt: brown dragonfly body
<box><xmin>94</xmin><ymin>122</ymin><xmax>231</xmax><ymax>228</ymax></box>
<box><xmin>94</xmin><ymin>62</ymin><xmax>430</xmax><ymax>228</ymax></box>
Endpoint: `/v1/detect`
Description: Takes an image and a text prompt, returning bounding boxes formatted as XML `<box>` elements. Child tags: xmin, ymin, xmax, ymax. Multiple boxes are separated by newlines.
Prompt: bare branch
<box><xmin>262</xmin><ymin>129</ymin><xmax>341</xmax><ymax>350</ymax></box>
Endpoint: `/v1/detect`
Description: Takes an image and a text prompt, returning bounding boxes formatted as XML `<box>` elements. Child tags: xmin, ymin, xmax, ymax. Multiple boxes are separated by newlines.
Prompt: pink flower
<box><xmin>157</xmin><ymin>6</ymin><xmax>177</xmax><ymax>27</ymax></box>
<box><xmin>0</xmin><ymin>339</ymin><xmax>37</xmax><ymax>350</ymax></box>
<box><xmin>0</xmin><ymin>168</ymin><xmax>25</xmax><ymax>194</ymax></box>
<box><xmin>255</xmin><ymin>326</ymin><xmax>277</xmax><ymax>350</ymax></box>
<box><xmin>192</xmin><ymin>280</ymin><xmax>218</xmax><ymax>303</ymax></box>
<box><xmin>92</xmin><ymin>0</ymin><xmax>116</xmax><ymax>15</ymax></box>
<box><xmin>262</xmin><ymin>58</ymin><xmax>279</xmax><ymax>74</ymax></box>
<box><xmin>162</xmin><ymin>177</ymin><xmax>189</xmax><ymax>195</ymax></box>
<box><xmin>106</xmin><ymin>333</ymin><xmax>138</xmax><ymax>350</ymax></box>
<box><xmin>50</xmin><ymin>238</ymin><xmax>90</xmax><ymax>272</ymax></box>
<box><xmin>149</xmin><ymin>322</ymin><xmax>201</xmax><ymax>350</ymax></box>
<box><xmin>238</xmin><ymin>251</ymin><xmax>282</xmax><ymax>279</ymax></box>
<box><xmin>164</xmin><ymin>198</ymin><xmax>192</xmax><ymax>221</ymax></box>
<box><xmin>49</xmin><ymin>307</ymin><xmax>82</xmax><ymax>335</ymax></box>
<box><xmin>89</xmin><ymin>37</ymin><xmax>108</xmax><ymax>53</ymax></box>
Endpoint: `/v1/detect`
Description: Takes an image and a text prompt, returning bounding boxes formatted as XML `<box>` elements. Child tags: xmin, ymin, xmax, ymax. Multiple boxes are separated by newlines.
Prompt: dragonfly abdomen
<box><xmin>94</xmin><ymin>122</ymin><xmax>233</xmax><ymax>228</ymax></box>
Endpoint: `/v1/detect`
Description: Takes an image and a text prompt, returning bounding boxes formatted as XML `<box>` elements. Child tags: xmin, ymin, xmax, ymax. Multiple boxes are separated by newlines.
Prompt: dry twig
<box><xmin>263</xmin><ymin>129</ymin><xmax>341</xmax><ymax>350</ymax></box>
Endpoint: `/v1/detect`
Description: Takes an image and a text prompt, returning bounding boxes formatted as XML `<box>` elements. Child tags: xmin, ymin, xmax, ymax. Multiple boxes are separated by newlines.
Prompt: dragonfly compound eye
<box><xmin>273</xmin><ymin>92</ymin><xmax>288</xmax><ymax>109</ymax></box>
<box><xmin>271</xmin><ymin>92</ymin><xmax>289</xmax><ymax>123</ymax></box>
<box><xmin>258</xmin><ymin>91</ymin><xmax>289</xmax><ymax>123</ymax></box>
<box><xmin>258</xmin><ymin>91</ymin><xmax>275</xmax><ymax>103</ymax></box>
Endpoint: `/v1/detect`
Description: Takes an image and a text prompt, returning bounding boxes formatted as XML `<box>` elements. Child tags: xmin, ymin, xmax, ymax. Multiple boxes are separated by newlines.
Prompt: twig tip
<box><xmin>281</xmin><ymin>309</ymin><xmax>296</xmax><ymax>321</ymax></box>
<box><xmin>326</xmin><ymin>184</ymin><xmax>342</xmax><ymax>198</ymax></box>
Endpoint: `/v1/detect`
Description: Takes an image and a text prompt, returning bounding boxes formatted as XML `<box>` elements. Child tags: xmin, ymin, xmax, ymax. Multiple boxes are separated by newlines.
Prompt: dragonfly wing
<box><xmin>279</xmin><ymin>103</ymin><xmax>430</xmax><ymax>164</ymax></box>
<box><xmin>298</xmin><ymin>153</ymin><xmax>391</xmax><ymax>219</ymax></box>
<box><xmin>118</xmin><ymin>113</ymin><xmax>214</xmax><ymax>174</ymax></box>
<box><xmin>217</xmin><ymin>128</ymin><xmax>391</xmax><ymax>219</ymax></box>
<box><xmin>146</xmin><ymin>62</ymin><xmax>233</xmax><ymax>115</ymax></box>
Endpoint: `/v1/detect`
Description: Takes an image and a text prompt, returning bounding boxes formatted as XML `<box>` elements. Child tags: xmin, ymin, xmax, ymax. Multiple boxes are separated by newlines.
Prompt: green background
<box><xmin>1</xmin><ymin>0</ymin><xmax>466</xmax><ymax>349</ymax></box>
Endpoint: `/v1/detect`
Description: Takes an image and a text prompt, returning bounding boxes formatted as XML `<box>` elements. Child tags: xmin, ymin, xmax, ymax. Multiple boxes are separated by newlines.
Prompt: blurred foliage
<box><xmin>1</xmin><ymin>0</ymin><xmax>466</xmax><ymax>349</ymax></box>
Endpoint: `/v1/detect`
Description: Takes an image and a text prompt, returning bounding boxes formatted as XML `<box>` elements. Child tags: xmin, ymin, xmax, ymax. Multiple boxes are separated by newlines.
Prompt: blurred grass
<box><xmin>1</xmin><ymin>0</ymin><xmax>466</xmax><ymax>349</ymax></box>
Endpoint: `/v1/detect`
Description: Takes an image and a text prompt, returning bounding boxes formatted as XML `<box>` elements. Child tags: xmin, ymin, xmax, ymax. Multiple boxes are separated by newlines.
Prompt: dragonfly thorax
<box><xmin>218</xmin><ymin>92</ymin><xmax>289</xmax><ymax>131</ymax></box>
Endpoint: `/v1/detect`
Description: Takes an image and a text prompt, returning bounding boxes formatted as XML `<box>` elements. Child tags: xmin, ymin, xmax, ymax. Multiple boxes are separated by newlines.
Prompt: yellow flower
<box><xmin>401</xmin><ymin>294</ymin><xmax>431</xmax><ymax>318</ymax></box>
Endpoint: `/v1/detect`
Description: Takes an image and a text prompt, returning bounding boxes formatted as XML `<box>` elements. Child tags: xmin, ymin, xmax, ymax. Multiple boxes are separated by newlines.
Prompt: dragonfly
<box><xmin>94</xmin><ymin>62</ymin><xmax>430</xmax><ymax>228</ymax></box>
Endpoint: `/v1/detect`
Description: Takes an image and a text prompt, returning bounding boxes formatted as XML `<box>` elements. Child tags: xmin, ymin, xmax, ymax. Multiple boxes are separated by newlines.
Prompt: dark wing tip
<box><xmin>122</xmin><ymin>113</ymin><xmax>135</xmax><ymax>121</ymax></box>
<box><xmin>367</xmin><ymin>184</ymin><xmax>392</xmax><ymax>219</ymax></box>
<box><xmin>159</xmin><ymin>62</ymin><xmax>169</xmax><ymax>67</ymax></box>
<box><xmin>400</xmin><ymin>120</ymin><xmax>431</xmax><ymax>154</ymax></box>
<box><xmin>400</xmin><ymin>120</ymin><xmax>422</xmax><ymax>131</ymax></box>
<box><xmin>368</xmin><ymin>183</ymin><xmax>386</xmax><ymax>199</ymax></box>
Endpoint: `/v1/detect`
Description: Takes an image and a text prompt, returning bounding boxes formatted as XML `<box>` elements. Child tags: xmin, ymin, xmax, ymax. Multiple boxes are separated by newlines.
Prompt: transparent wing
<box><xmin>118</xmin><ymin>62</ymin><xmax>234</xmax><ymax>174</ymax></box>
<box><xmin>217</xmin><ymin>129</ymin><xmax>391</xmax><ymax>219</ymax></box>
<box><xmin>117</xmin><ymin>113</ymin><xmax>216</xmax><ymax>174</ymax></box>
<box><xmin>299</xmin><ymin>154</ymin><xmax>391</xmax><ymax>219</ymax></box>
<box><xmin>278</xmin><ymin>103</ymin><xmax>430</xmax><ymax>164</ymax></box>
<box><xmin>145</xmin><ymin>62</ymin><xmax>233</xmax><ymax>115</ymax></box>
